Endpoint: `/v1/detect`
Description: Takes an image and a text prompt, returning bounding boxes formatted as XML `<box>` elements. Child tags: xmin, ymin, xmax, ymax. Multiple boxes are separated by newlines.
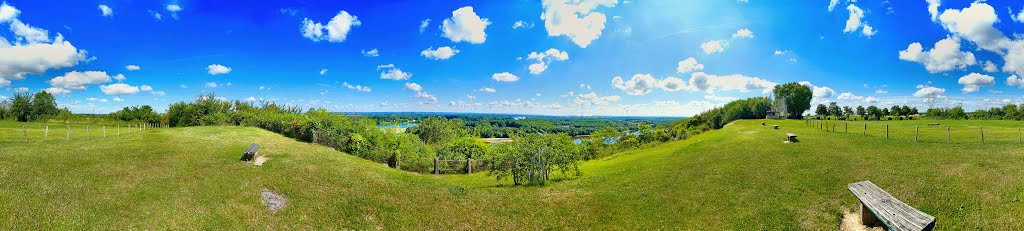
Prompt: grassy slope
<box><xmin>1</xmin><ymin>119</ymin><xmax>1022</xmax><ymax>229</ymax></box>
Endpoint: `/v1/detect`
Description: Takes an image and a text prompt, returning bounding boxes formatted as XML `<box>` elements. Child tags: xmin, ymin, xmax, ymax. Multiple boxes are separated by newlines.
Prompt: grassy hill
<box><xmin>1</xmin><ymin>119</ymin><xmax>1022</xmax><ymax>229</ymax></box>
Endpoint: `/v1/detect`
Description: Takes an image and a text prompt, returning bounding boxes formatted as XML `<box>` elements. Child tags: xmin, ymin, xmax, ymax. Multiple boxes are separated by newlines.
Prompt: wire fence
<box><xmin>1</xmin><ymin>122</ymin><xmax>162</xmax><ymax>142</ymax></box>
<box><xmin>805</xmin><ymin>119</ymin><xmax>1023</xmax><ymax>144</ymax></box>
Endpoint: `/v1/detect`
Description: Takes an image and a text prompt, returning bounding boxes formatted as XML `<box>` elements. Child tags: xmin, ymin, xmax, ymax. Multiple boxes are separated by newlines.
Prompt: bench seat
<box><xmin>848</xmin><ymin>181</ymin><xmax>935</xmax><ymax>231</ymax></box>
<box><xmin>241</xmin><ymin>144</ymin><xmax>260</xmax><ymax>161</ymax></box>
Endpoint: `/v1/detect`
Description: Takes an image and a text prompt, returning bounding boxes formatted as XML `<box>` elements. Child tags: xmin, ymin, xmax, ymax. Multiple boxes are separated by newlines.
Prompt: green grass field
<box><xmin>1</xmin><ymin>119</ymin><xmax>1022</xmax><ymax>229</ymax></box>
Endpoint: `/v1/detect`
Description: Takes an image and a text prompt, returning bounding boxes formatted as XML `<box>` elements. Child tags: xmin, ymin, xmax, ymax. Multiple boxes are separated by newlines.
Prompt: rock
<box><xmin>261</xmin><ymin>190</ymin><xmax>288</xmax><ymax>213</ymax></box>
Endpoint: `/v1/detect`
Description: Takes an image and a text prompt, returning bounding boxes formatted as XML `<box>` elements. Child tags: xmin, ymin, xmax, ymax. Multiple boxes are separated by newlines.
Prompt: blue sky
<box><xmin>2</xmin><ymin>0</ymin><xmax>1024</xmax><ymax>116</ymax></box>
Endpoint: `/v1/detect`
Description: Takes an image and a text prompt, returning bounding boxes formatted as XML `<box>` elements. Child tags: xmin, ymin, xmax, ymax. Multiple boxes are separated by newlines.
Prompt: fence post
<box><xmin>846</xmin><ymin>123</ymin><xmax>848</xmax><ymax>133</ymax></box>
<box><xmin>947</xmin><ymin>126</ymin><xmax>951</xmax><ymax>143</ymax></box>
<box><xmin>434</xmin><ymin>158</ymin><xmax>439</xmax><ymax>175</ymax></box>
<box><xmin>467</xmin><ymin>158</ymin><xmax>473</xmax><ymax>174</ymax></box>
<box><xmin>23</xmin><ymin>126</ymin><xmax>27</xmax><ymax>141</ymax></box>
<box><xmin>885</xmin><ymin>124</ymin><xmax>889</xmax><ymax>139</ymax></box>
<box><xmin>103</xmin><ymin>126</ymin><xmax>106</xmax><ymax>138</ymax></box>
<box><xmin>863</xmin><ymin>124</ymin><xmax>866</xmax><ymax>135</ymax></box>
<box><xmin>44</xmin><ymin>126</ymin><xmax>48</xmax><ymax>141</ymax></box>
<box><xmin>128</xmin><ymin>124</ymin><xmax>131</xmax><ymax>135</ymax></box>
<box><xmin>980</xmin><ymin>126</ymin><xmax>984</xmax><ymax>144</ymax></box>
<box><xmin>66</xmin><ymin>125</ymin><xmax>70</xmax><ymax>141</ymax></box>
<box><xmin>832</xmin><ymin>123</ymin><xmax>835</xmax><ymax>132</ymax></box>
<box><xmin>915</xmin><ymin>125</ymin><xmax>919</xmax><ymax>142</ymax></box>
<box><xmin>1019</xmin><ymin>127</ymin><xmax>1022</xmax><ymax>144</ymax></box>
<box><xmin>87</xmin><ymin>126</ymin><xmax>90</xmax><ymax>140</ymax></box>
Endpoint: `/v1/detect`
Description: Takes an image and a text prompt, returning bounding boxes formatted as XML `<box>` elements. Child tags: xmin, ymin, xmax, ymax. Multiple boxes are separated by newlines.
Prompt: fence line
<box><xmin>805</xmin><ymin>119</ymin><xmax>1020</xmax><ymax>144</ymax></box>
<box><xmin>5</xmin><ymin>123</ymin><xmax>161</xmax><ymax>142</ymax></box>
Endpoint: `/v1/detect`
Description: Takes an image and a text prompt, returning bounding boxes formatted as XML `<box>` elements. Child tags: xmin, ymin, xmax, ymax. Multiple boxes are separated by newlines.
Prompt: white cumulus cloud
<box><xmin>732</xmin><ymin>28</ymin><xmax>753</xmax><ymax>39</ymax></box>
<box><xmin>48</xmin><ymin>71</ymin><xmax>112</xmax><ymax>91</ymax></box>
<box><xmin>98</xmin><ymin>5</ymin><xmax>112</xmax><ymax>17</ymax></box>
<box><xmin>207</xmin><ymin>64</ymin><xmax>231</xmax><ymax>75</ymax></box>
<box><xmin>492</xmin><ymin>72</ymin><xmax>519</xmax><ymax>82</ymax></box>
<box><xmin>701</xmin><ymin>40</ymin><xmax>728</xmax><ymax>54</ymax></box>
<box><xmin>957</xmin><ymin>73</ymin><xmax>994</xmax><ymax>93</ymax></box>
<box><xmin>378</xmin><ymin>64</ymin><xmax>412</xmax><ymax>80</ymax></box>
<box><xmin>898</xmin><ymin>37</ymin><xmax>976</xmax><ymax>73</ymax></box>
<box><xmin>442</xmin><ymin>6</ymin><xmax>490</xmax><ymax>44</ymax></box>
<box><xmin>540</xmin><ymin>0</ymin><xmax>617</xmax><ymax>48</ymax></box>
<box><xmin>302</xmin><ymin>11</ymin><xmax>361</xmax><ymax>43</ymax></box>
<box><xmin>676</xmin><ymin>57</ymin><xmax>704</xmax><ymax>74</ymax></box>
<box><xmin>421</xmin><ymin>46</ymin><xmax>460</xmax><ymax>60</ymax></box>
<box><xmin>526</xmin><ymin>48</ymin><xmax>569</xmax><ymax>75</ymax></box>
<box><xmin>100</xmin><ymin>83</ymin><xmax>140</xmax><ymax>96</ymax></box>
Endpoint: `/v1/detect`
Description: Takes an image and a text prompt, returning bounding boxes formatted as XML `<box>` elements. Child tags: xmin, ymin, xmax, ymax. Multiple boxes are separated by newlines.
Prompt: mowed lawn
<box><xmin>1</xmin><ymin>119</ymin><xmax>1022</xmax><ymax>229</ymax></box>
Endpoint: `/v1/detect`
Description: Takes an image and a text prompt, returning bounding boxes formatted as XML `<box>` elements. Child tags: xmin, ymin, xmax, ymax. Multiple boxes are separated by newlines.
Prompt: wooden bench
<box><xmin>848</xmin><ymin>181</ymin><xmax>935</xmax><ymax>231</ymax></box>
<box><xmin>241</xmin><ymin>144</ymin><xmax>260</xmax><ymax>161</ymax></box>
<box><xmin>772</xmin><ymin>125</ymin><xmax>779</xmax><ymax>130</ymax></box>
<box><xmin>786</xmin><ymin>133</ymin><xmax>797</xmax><ymax>142</ymax></box>
<box><xmin>927</xmin><ymin>123</ymin><xmax>940</xmax><ymax>126</ymax></box>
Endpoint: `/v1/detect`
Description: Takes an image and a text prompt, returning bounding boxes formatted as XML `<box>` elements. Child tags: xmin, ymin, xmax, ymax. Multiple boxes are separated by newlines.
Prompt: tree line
<box><xmin>813</xmin><ymin>102</ymin><xmax>920</xmax><ymax>120</ymax></box>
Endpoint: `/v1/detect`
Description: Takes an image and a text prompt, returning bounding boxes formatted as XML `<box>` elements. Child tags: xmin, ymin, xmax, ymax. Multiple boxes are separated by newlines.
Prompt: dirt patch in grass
<box><xmin>839</xmin><ymin>207</ymin><xmax>883</xmax><ymax>231</ymax></box>
<box><xmin>253</xmin><ymin>156</ymin><xmax>269</xmax><ymax>166</ymax></box>
<box><xmin>261</xmin><ymin>190</ymin><xmax>288</xmax><ymax>213</ymax></box>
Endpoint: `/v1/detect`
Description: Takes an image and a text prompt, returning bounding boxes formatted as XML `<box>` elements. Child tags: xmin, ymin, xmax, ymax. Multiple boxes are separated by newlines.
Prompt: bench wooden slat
<box><xmin>241</xmin><ymin>144</ymin><xmax>260</xmax><ymax>161</ymax></box>
<box><xmin>848</xmin><ymin>181</ymin><xmax>935</xmax><ymax>231</ymax></box>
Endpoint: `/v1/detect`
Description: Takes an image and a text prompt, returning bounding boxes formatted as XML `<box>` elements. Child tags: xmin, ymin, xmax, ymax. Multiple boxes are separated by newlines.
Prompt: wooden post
<box><xmin>433</xmin><ymin>158</ymin><xmax>439</xmax><ymax>175</ymax></box>
<box><xmin>66</xmin><ymin>125</ymin><xmax>70</xmax><ymax>141</ymax></box>
<box><xmin>846</xmin><ymin>123</ymin><xmax>848</xmax><ymax>133</ymax></box>
<box><xmin>1019</xmin><ymin>128</ymin><xmax>1021</xmax><ymax>144</ymax></box>
<box><xmin>947</xmin><ymin>126</ymin><xmax>951</xmax><ymax>143</ymax></box>
<box><xmin>885</xmin><ymin>124</ymin><xmax>888</xmax><ymax>139</ymax></box>
<box><xmin>103</xmin><ymin>126</ymin><xmax>106</xmax><ymax>138</ymax></box>
<box><xmin>980</xmin><ymin>126</ymin><xmax>984</xmax><ymax>144</ymax></box>
<box><xmin>44</xmin><ymin>126</ymin><xmax>48</xmax><ymax>141</ymax></box>
<box><xmin>23</xmin><ymin>126</ymin><xmax>27</xmax><ymax>141</ymax></box>
<box><xmin>128</xmin><ymin>124</ymin><xmax>131</xmax><ymax>135</ymax></box>
<box><xmin>832</xmin><ymin>123</ymin><xmax>835</xmax><ymax>132</ymax></box>
<box><xmin>87</xmin><ymin>126</ymin><xmax>90</xmax><ymax>140</ymax></box>
<box><xmin>863</xmin><ymin>124</ymin><xmax>866</xmax><ymax>135</ymax></box>
<box><xmin>467</xmin><ymin>158</ymin><xmax>473</xmax><ymax>174</ymax></box>
<box><xmin>915</xmin><ymin>125</ymin><xmax>919</xmax><ymax>142</ymax></box>
<box><xmin>117</xmin><ymin>125</ymin><xmax>120</xmax><ymax>136</ymax></box>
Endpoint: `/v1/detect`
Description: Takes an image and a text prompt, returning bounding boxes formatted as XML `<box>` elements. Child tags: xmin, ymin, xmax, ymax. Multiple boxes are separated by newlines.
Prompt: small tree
<box><xmin>827</xmin><ymin>102</ymin><xmax>842</xmax><ymax>117</ymax></box>
<box><xmin>30</xmin><ymin>91</ymin><xmax>58</xmax><ymax>121</ymax></box>
<box><xmin>8</xmin><ymin>93</ymin><xmax>32</xmax><ymax>122</ymax></box>
<box><xmin>815</xmin><ymin>104</ymin><xmax>828</xmax><ymax>117</ymax></box>
<box><xmin>772</xmin><ymin>83</ymin><xmax>812</xmax><ymax>119</ymax></box>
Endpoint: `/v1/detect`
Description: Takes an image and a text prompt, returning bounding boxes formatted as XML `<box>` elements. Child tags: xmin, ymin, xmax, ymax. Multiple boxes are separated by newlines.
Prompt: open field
<box><xmin>1</xmin><ymin>119</ymin><xmax>1022</xmax><ymax>229</ymax></box>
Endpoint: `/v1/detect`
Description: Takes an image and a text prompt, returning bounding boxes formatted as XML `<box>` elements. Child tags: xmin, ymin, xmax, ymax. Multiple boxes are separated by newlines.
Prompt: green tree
<box><xmin>842</xmin><ymin>106</ymin><xmax>854</xmax><ymax>117</ymax></box>
<box><xmin>866</xmin><ymin>106</ymin><xmax>880</xmax><ymax>119</ymax></box>
<box><xmin>30</xmin><ymin>91</ymin><xmax>58</xmax><ymax>121</ymax></box>
<box><xmin>772</xmin><ymin>82</ymin><xmax>812</xmax><ymax>119</ymax></box>
<box><xmin>410</xmin><ymin>116</ymin><xmax>469</xmax><ymax>145</ymax></box>
<box><xmin>815</xmin><ymin>104</ymin><xmax>828</xmax><ymax>117</ymax></box>
<box><xmin>8</xmin><ymin>93</ymin><xmax>32</xmax><ymax>122</ymax></box>
<box><xmin>827</xmin><ymin>102</ymin><xmax>841</xmax><ymax>117</ymax></box>
<box><xmin>856</xmin><ymin>106</ymin><xmax>866</xmax><ymax>117</ymax></box>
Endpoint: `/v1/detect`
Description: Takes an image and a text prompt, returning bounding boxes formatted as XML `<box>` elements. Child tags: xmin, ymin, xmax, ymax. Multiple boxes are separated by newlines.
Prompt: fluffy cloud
<box><xmin>898</xmin><ymin>37</ymin><xmax>976</xmax><ymax>73</ymax></box>
<box><xmin>319</xmin><ymin>68</ymin><xmax>327</xmax><ymax>75</ymax></box>
<box><xmin>378</xmin><ymin>64</ymin><xmax>412</xmax><ymax>80</ymax></box>
<box><xmin>478</xmin><ymin>87</ymin><xmax>496</xmax><ymax>93</ymax></box>
<box><xmin>112</xmin><ymin>97</ymin><xmax>124</xmax><ymax>102</ymax></box>
<box><xmin>442</xmin><ymin>6</ymin><xmax>490</xmax><ymax>44</ymax></box>
<box><xmin>492</xmin><ymin>72</ymin><xmax>519</xmax><ymax>82</ymax></box>
<box><xmin>1015</xmin><ymin>8</ymin><xmax>1024</xmax><ymax>23</ymax></box>
<box><xmin>611</xmin><ymin>74</ymin><xmax>657</xmax><ymax>95</ymax></box>
<box><xmin>540</xmin><ymin>0</ymin><xmax>617</xmax><ymax>48</ymax></box>
<box><xmin>44</xmin><ymin>87</ymin><xmax>69</xmax><ymax>96</ymax></box>
<box><xmin>48</xmin><ymin>71</ymin><xmax>112</xmax><ymax>91</ymax></box>
<box><xmin>361</xmin><ymin>48</ymin><xmax>379</xmax><ymax>57</ymax></box>
<box><xmin>844</xmin><ymin>4</ymin><xmax>876</xmax><ymax>37</ymax></box>
<box><xmin>957</xmin><ymin>72</ymin><xmax>994</xmax><ymax>93</ymax></box>
<box><xmin>404</xmin><ymin>82</ymin><xmax>423</xmax><ymax>92</ymax></box>
<box><xmin>0</xmin><ymin>78</ymin><xmax>9</xmax><ymax>87</ymax></box>
<box><xmin>700</xmin><ymin>40</ymin><xmax>727</xmax><ymax>54</ymax></box>
<box><xmin>10</xmin><ymin>19</ymin><xmax>49</xmax><ymax>44</ymax></box>
<box><xmin>938</xmin><ymin>3</ymin><xmax>1009</xmax><ymax>53</ymax></box>
<box><xmin>421</xmin><ymin>46</ymin><xmax>460</xmax><ymax>60</ymax></box>
<box><xmin>687</xmin><ymin>72</ymin><xmax>776</xmax><ymax>93</ymax></box>
<box><xmin>573</xmin><ymin>92</ymin><xmax>621</xmax><ymax>106</ymax></box>
<box><xmin>207</xmin><ymin>64</ymin><xmax>231</xmax><ymax>75</ymax></box>
<box><xmin>658</xmin><ymin>77</ymin><xmax>687</xmax><ymax>92</ymax></box>
<box><xmin>927</xmin><ymin>0</ymin><xmax>940</xmax><ymax>21</ymax></box>
<box><xmin>415</xmin><ymin>91</ymin><xmax>437</xmax><ymax>104</ymax></box>
<box><xmin>799</xmin><ymin>81</ymin><xmax>835</xmax><ymax>100</ymax></box>
<box><xmin>676</xmin><ymin>57</ymin><xmax>703</xmax><ymax>74</ymax></box>
<box><xmin>125</xmin><ymin>65</ymin><xmax>140</xmax><ymax>71</ymax></box>
<box><xmin>302</xmin><ymin>11</ymin><xmax>361</xmax><ymax>43</ymax></box>
<box><xmin>204</xmin><ymin>82</ymin><xmax>218</xmax><ymax>88</ymax></box>
<box><xmin>13</xmin><ymin>86</ymin><xmax>27</xmax><ymax>92</ymax></box>
<box><xmin>983</xmin><ymin>60</ymin><xmax>998</xmax><ymax>72</ymax></box>
<box><xmin>112</xmin><ymin>74</ymin><xmax>125</xmax><ymax>82</ymax></box>
<box><xmin>732</xmin><ymin>28</ymin><xmax>753</xmax><ymax>39</ymax></box>
<box><xmin>98</xmin><ymin>5</ymin><xmax>112</xmax><ymax>17</ymax></box>
<box><xmin>343</xmin><ymin>82</ymin><xmax>372</xmax><ymax>92</ymax></box>
<box><xmin>837</xmin><ymin>92</ymin><xmax>863</xmax><ymax>101</ymax></box>
<box><xmin>526</xmin><ymin>48</ymin><xmax>569</xmax><ymax>75</ymax></box>
<box><xmin>0</xmin><ymin>34</ymin><xmax>89</xmax><ymax>80</ymax></box>
<box><xmin>828</xmin><ymin>0</ymin><xmax>838</xmax><ymax>12</ymax></box>
<box><xmin>100</xmin><ymin>83</ymin><xmax>140</xmax><ymax>96</ymax></box>
<box><xmin>1008</xmin><ymin>75</ymin><xmax>1024</xmax><ymax>89</ymax></box>
<box><xmin>0</xmin><ymin>2</ymin><xmax>18</xmax><ymax>22</ymax></box>
<box><xmin>913</xmin><ymin>85</ymin><xmax>945</xmax><ymax>99</ymax></box>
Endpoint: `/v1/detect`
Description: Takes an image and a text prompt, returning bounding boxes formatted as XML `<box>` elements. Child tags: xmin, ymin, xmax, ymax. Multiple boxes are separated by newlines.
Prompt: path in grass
<box><xmin>1</xmin><ymin>119</ymin><xmax>1022</xmax><ymax>229</ymax></box>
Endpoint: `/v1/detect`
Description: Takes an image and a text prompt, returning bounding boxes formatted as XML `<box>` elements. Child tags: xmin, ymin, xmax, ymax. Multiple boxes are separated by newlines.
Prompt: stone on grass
<box><xmin>261</xmin><ymin>190</ymin><xmax>288</xmax><ymax>213</ymax></box>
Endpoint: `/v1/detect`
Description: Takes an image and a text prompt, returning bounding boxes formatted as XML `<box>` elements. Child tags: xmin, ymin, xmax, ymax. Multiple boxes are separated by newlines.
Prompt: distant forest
<box><xmin>355</xmin><ymin>113</ymin><xmax>681</xmax><ymax>138</ymax></box>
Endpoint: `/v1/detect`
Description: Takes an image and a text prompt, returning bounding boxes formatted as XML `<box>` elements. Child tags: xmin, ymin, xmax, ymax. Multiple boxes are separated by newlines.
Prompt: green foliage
<box><xmin>487</xmin><ymin>133</ymin><xmax>582</xmax><ymax>185</ymax></box>
<box><xmin>30</xmin><ymin>91</ymin><xmax>58</xmax><ymax>121</ymax></box>
<box><xmin>110</xmin><ymin>105</ymin><xmax>161</xmax><ymax>123</ymax></box>
<box><xmin>408</xmin><ymin>116</ymin><xmax>468</xmax><ymax>145</ymax></box>
<box><xmin>772</xmin><ymin>82</ymin><xmax>812</xmax><ymax>119</ymax></box>
<box><xmin>437</xmin><ymin>137</ymin><xmax>489</xmax><ymax>160</ymax></box>
<box><xmin>826</xmin><ymin>102</ymin><xmax>841</xmax><ymax>116</ymax></box>
<box><xmin>6</xmin><ymin>93</ymin><xmax>31</xmax><ymax>122</ymax></box>
<box><xmin>815</xmin><ymin>104</ymin><xmax>827</xmax><ymax>116</ymax></box>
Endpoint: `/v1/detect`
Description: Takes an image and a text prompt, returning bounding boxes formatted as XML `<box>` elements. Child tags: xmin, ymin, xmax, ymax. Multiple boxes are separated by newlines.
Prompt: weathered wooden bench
<box><xmin>241</xmin><ymin>144</ymin><xmax>260</xmax><ymax>161</ymax></box>
<box><xmin>772</xmin><ymin>125</ymin><xmax>779</xmax><ymax>130</ymax></box>
<box><xmin>786</xmin><ymin>133</ymin><xmax>797</xmax><ymax>142</ymax></box>
<box><xmin>761</xmin><ymin>122</ymin><xmax>766</xmax><ymax>126</ymax></box>
<box><xmin>848</xmin><ymin>181</ymin><xmax>935</xmax><ymax>231</ymax></box>
<box><xmin>927</xmin><ymin>123</ymin><xmax>940</xmax><ymax>126</ymax></box>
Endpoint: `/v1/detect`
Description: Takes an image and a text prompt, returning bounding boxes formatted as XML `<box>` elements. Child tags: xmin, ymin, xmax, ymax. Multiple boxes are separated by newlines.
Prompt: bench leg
<box><xmin>860</xmin><ymin>203</ymin><xmax>881</xmax><ymax>227</ymax></box>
